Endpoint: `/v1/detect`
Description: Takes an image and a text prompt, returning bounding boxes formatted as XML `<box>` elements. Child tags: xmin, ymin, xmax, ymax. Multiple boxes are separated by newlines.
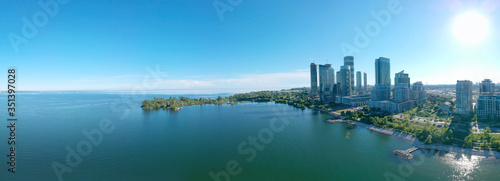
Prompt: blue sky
<box><xmin>1</xmin><ymin>0</ymin><xmax>499</xmax><ymax>91</ymax></box>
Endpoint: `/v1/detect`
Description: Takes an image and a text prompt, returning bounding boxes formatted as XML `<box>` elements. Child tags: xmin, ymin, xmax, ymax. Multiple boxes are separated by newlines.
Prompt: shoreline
<box><xmin>327</xmin><ymin>119</ymin><xmax>500</xmax><ymax>159</ymax></box>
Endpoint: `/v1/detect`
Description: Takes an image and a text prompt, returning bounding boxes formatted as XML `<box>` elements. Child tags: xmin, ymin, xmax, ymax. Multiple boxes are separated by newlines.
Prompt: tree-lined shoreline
<box><xmin>142</xmin><ymin>90</ymin><xmax>500</xmax><ymax>152</ymax></box>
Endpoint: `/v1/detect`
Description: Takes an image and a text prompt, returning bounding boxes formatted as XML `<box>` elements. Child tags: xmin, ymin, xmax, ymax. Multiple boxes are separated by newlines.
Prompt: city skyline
<box><xmin>2</xmin><ymin>0</ymin><xmax>500</xmax><ymax>91</ymax></box>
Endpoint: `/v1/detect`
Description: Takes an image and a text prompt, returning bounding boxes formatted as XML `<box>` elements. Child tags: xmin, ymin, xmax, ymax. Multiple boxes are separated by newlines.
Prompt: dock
<box><xmin>406</xmin><ymin>147</ymin><xmax>418</xmax><ymax>153</ymax></box>
<box><xmin>393</xmin><ymin>146</ymin><xmax>419</xmax><ymax>160</ymax></box>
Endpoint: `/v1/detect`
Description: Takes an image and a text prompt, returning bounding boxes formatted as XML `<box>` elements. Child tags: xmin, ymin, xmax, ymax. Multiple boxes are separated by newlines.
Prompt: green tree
<box><xmin>482</xmin><ymin>140</ymin><xmax>490</xmax><ymax>149</ymax></box>
<box><xmin>425</xmin><ymin>135</ymin><xmax>433</xmax><ymax>144</ymax></box>
<box><xmin>464</xmin><ymin>135</ymin><xmax>474</xmax><ymax>148</ymax></box>
<box><xmin>482</xmin><ymin>127</ymin><xmax>491</xmax><ymax>141</ymax></box>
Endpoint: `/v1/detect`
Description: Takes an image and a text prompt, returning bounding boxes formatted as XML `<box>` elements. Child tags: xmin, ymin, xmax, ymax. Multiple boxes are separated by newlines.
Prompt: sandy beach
<box><xmin>327</xmin><ymin>119</ymin><xmax>500</xmax><ymax>159</ymax></box>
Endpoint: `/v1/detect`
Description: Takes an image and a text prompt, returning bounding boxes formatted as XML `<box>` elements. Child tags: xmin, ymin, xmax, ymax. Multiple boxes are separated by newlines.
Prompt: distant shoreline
<box><xmin>0</xmin><ymin>91</ymin><xmax>40</xmax><ymax>93</ymax></box>
<box><xmin>327</xmin><ymin>119</ymin><xmax>500</xmax><ymax>159</ymax></box>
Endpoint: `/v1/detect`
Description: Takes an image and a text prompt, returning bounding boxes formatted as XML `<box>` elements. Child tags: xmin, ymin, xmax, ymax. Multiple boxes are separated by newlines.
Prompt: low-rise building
<box><xmin>337</xmin><ymin>94</ymin><xmax>371</xmax><ymax>107</ymax></box>
<box><xmin>440</xmin><ymin>102</ymin><xmax>451</xmax><ymax>113</ymax></box>
<box><xmin>411</xmin><ymin>81</ymin><xmax>427</xmax><ymax>104</ymax></box>
<box><xmin>476</xmin><ymin>94</ymin><xmax>500</xmax><ymax>117</ymax></box>
<box><xmin>369</xmin><ymin>100</ymin><xmax>416</xmax><ymax>113</ymax></box>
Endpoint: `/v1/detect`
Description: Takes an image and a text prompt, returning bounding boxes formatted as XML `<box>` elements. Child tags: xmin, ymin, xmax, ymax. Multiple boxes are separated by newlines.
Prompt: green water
<box><xmin>0</xmin><ymin>92</ymin><xmax>498</xmax><ymax>180</ymax></box>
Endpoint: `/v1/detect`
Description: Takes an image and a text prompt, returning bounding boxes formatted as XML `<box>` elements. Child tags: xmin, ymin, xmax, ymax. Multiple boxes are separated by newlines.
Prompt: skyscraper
<box><xmin>480</xmin><ymin>79</ymin><xmax>495</xmax><ymax>94</ymax></box>
<box><xmin>340</xmin><ymin>65</ymin><xmax>352</xmax><ymax>96</ymax></box>
<box><xmin>329</xmin><ymin>68</ymin><xmax>335</xmax><ymax>88</ymax></box>
<box><xmin>319</xmin><ymin>64</ymin><xmax>334</xmax><ymax>103</ymax></box>
<box><xmin>344</xmin><ymin>56</ymin><xmax>355</xmax><ymax>94</ymax></box>
<box><xmin>369</xmin><ymin>58</ymin><xmax>426</xmax><ymax>113</ymax></box>
<box><xmin>394</xmin><ymin>70</ymin><xmax>410</xmax><ymax>88</ymax></box>
<box><xmin>356</xmin><ymin>71</ymin><xmax>362</xmax><ymax>92</ymax></box>
<box><xmin>456</xmin><ymin>80</ymin><xmax>473</xmax><ymax>114</ymax></box>
<box><xmin>328</xmin><ymin>68</ymin><xmax>336</xmax><ymax>100</ymax></box>
<box><xmin>310</xmin><ymin>63</ymin><xmax>318</xmax><ymax>97</ymax></box>
<box><xmin>363</xmin><ymin>72</ymin><xmax>367</xmax><ymax>91</ymax></box>
<box><xmin>372</xmin><ymin>57</ymin><xmax>391</xmax><ymax>101</ymax></box>
<box><xmin>336</xmin><ymin>71</ymin><xmax>341</xmax><ymax>84</ymax></box>
<box><xmin>375</xmin><ymin>57</ymin><xmax>391</xmax><ymax>85</ymax></box>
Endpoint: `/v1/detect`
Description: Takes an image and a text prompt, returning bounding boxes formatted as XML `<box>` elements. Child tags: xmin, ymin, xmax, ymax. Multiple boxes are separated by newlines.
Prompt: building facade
<box><xmin>337</xmin><ymin>94</ymin><xmax>371</xmax><ymax>107</ymax></box>
<box><xmin>477</xmin><ymin>95</ymin><xmax>500</xmax><ymax>117</ymax></box>
<box><xmin>455</xmin><ymin>80</ymin><xmax>473</xmax><ymax>114</ymax></box>
<box><xmin>369</xmin><ymin>101</ymin><xmax>416</xmax><ymax>113</ymax></box>
<box><xmin>371</xmin><ymin>84</ymin><xmax>391</xmax><ymax>101</ymax></box>
<box><xmin>394</xmin><ymin>83</ymin><xmax>410</xmax><ymax>103</ymax></box>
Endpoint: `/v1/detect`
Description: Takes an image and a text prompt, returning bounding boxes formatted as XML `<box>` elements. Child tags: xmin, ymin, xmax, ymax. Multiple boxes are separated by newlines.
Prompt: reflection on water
<box><xmin>441</xmin><ymin>152</ymin><xmax>482</xmax><ymax>180</ymax></box>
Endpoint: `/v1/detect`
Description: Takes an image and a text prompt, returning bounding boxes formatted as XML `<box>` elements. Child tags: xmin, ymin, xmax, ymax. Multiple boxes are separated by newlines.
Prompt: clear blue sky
<box><xmin>1</xmin><ymin>0</ymin><xmax>499</xmax><ymax>91</ymax></box>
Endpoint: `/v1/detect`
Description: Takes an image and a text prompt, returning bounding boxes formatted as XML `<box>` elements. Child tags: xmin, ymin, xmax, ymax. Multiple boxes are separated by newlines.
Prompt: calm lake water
<box><xmin>0</xmin><ymin>92</ymin><xmax>499</xmax><ymax>180</ymax></box>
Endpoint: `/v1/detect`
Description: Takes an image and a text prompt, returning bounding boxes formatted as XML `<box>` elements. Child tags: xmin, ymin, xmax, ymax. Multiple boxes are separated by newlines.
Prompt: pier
<box><xmin>393</xmin><ymin>147</ymin><xmax>419</xmax><ymax>160</ymax></box>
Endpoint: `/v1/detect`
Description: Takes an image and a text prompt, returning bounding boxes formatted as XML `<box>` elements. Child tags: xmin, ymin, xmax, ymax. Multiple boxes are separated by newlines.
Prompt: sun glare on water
<box><xmin>453</xmin><ymin>12</ymin><xmax>490</xmax><ymax>45</ymax></box>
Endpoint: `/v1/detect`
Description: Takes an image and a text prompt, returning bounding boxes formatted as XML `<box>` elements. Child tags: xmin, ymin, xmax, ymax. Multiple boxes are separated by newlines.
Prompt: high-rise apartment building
<box><xmin>319</xmin><ymin>64</ymin><xmax>332</xmax><ymax>103</ymax></box>
<box><xmin>329</xmin><ymin>68</ymin><xmax>335</xmax><ymax>89</ymax></box>
<box><xmin>375</xmin><ymin>57</ymin><xmax>391</xmax><ymax>85</ymax></box>
<box><xmin>344</xmin><ymin>56</ymin><xmax>355</xmax><ymax>94</ymax></box>
<box><xmin>340</xmin><ymin>65</ymin><xmax>352</xmax><ymax>96</ymax></box>
<box><xmin>356</xmin><ymin>71</ymin><xmax>362</xmax><ymax>92</ymax></box>
<box><xmin>369</xmin><ymin>58</ymin><xmax>426</xmax><ymax>113</ymax></box>
<box><xmin>372</xmin><ymin>57</ymin><xmax>391</xmax><ymax>101</ymax></box>
<box><xmin>328</xmin><ymin>67</ymin><xmax>336</xmax><ymax>100</ymax></box>
<box><xmin>336</xmin><ymin>71</ymin><xmax>340</xmax><ymax>84</ymax></box>
<box><xmin>310</xmin><ymin>63</ymin><xmax>318</xmax><ymax>97</ymax></box>
<box><xmin>318</xmin><ymin>64</ymin><xmax>336</xmax><ymax>103</ymax></box>
<box><xmin>456</xmin><ymin>80</ymin><xmax>473</xmax><ymax>114</ymax></box>
<box><xmin>363</xmin><ymin>72</ymin><xmax>367</xmax><ymax>91</ymax></box>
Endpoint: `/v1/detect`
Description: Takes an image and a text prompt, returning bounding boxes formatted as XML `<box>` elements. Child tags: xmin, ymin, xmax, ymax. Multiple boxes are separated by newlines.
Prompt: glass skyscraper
<box><xmin>340</xmin><ymin>65</ymin><xmax>352</xmax><ymax>96</ymax></box>
<box><xmin>344</xmin><ymin>56</ymin><xmax>355</xmax><ymax>94</ymax></box>
<box><xmin>310</xmin><ymin>63</ymin><xmax>318</xmax><ymax>97</ymax></box>
<box><xmin>375</xmin><ymin>57</ymin><xmax>391</xmax><ymax>85</ymax></box>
